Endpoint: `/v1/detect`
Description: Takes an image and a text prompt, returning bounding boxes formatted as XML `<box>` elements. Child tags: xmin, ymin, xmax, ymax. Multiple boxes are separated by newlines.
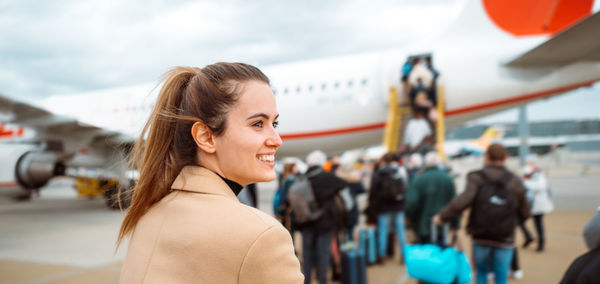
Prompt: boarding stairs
<box><xmin>382</xmin><ymin>81</ymin><xmax>446</xmax><ymax>159</ymax></box>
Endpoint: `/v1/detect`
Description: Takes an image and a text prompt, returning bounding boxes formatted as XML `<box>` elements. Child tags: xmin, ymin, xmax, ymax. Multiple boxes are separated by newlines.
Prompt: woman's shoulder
<box><xmin>236</xmin><ymin>203</ymin><xmax>283</xmax><ymax>229</ymax></box>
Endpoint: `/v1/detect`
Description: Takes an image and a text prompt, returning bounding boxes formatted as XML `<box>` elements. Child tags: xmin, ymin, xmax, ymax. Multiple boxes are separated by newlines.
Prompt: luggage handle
<box><xmin>430</xmin><ymin>222</ymin><xmax>450</xmax><ymax>245</ymax></box>
<box><xmin>430</xmin><ymin>222</ymin><xmax>465</xmax><ymax>252</ymax></box>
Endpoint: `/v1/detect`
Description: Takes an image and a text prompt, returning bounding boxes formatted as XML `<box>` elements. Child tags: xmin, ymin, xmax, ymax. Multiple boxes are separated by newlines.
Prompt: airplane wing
<box><xmin>0</xmin><ymin>94</ymin><xmax>129</xmax><ymax>147</ymax></box>
<box><xmin>506</xmin><ymin>11</ymin><xmax>600</xmax><ymax>67</ymax></box>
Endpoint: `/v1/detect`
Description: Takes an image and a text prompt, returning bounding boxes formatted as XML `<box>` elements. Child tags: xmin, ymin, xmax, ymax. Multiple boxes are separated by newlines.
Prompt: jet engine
<box><xmin>0</xmin><ymin>144</ymin><xmax>65</xmax><ymax>190</ymax></box>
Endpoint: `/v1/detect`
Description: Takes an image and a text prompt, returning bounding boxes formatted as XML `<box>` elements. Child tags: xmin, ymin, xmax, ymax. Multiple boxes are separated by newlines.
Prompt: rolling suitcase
<box><xmin>358</xmin><ymin>228</ymin><xmax>377</xmax><ymax>265</ymax></box>
<box><xmin>340</xmin><ymin>242</ymin><xmax>367</xmax><ymax>284</ymax></box>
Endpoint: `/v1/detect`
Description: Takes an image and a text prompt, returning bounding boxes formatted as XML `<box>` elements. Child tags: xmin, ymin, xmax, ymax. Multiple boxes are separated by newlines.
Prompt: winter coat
<box><xmin>523</xmin><ymin>171</ymin><xmax>554</xmax><ymax>215</ymax></box>
<box><xmin>438</xmin><ymin>165</ymin><xmax>530</xmax><ymax>246</ymax></box>
<box><xmin>406</xmin><ymin>167</ymin><xmax>459</xmax><ymax>238</ymax></box>
<box><xmin>369</xmin><ymin>165</ymin><xmax>407</xmax><ymax>214</ymax></box>
<box><xmin>301</xmin><ymin>166</ymin><xmax>347</xmax><ymax>233</ymax></box>
<box><xmin>119</xmin><ymin>166</ymin><xmax>303</xmax><ymax>284</ymax></box>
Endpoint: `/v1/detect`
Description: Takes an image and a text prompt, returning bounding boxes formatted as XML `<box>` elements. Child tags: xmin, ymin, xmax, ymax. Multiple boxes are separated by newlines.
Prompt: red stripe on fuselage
<box><xmin>0</xmin><ymin>181</ymin><xmax>19</xmax><ymax>188</ymax></box>
<box><xmin>280</xmin><ymin>122</ymin><xmax>386</xmax><ymax>139</ymax></box>
<box><xmin>280</xmin><ymin>78</ymin><xmax>600</xmax><ymax>140</ymax></box>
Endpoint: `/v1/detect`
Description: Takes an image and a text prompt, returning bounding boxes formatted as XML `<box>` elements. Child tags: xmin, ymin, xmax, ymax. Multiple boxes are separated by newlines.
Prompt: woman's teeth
<box><xmin>257</xmin><ymin>155</ymin><xmax>274</xmax><ymax>162</ymax></box>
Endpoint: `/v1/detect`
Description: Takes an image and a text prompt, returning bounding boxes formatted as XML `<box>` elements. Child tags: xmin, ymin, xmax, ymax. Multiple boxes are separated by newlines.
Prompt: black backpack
<box><xmin>469</xmin><ymin>170</ymin><xmax>518</xmax><ymax>242</ymax></box>
<box><xmin>379</xmin><ymin>169</ymin><xmax>405</xmax><ymax>203</ymax></box>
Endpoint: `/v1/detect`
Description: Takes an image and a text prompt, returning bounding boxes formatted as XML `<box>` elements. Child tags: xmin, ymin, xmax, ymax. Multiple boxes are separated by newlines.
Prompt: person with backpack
<box><xmin>293</xmin><ymin>150</ymin><xmax>347</xmax><ymax>284</ymax></box>
<box><xmin>274</xmin><ymin>162</ymin><xmax>298</xmax><ymax>229</ymax></box>
<box><xmin>406</xmin><ymin>151</ymin><xmax>459</xmax><ymax>246</ymax></box>
<box><xmin>369</xmin><ymin>153</ymin><xmax>408</xmax><ymax>264</ymax></box>
<box><xmin>433</xmin><ymin>144</ymin><xmax>530</xmax><ymax>284</ymax></box>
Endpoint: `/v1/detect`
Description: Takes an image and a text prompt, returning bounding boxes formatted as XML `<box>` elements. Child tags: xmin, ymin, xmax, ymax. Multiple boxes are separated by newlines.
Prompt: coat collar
<box><xmin>171</xmin><ymin>166</ymin><xmax>239</xmax><ymax>202</ymax></box>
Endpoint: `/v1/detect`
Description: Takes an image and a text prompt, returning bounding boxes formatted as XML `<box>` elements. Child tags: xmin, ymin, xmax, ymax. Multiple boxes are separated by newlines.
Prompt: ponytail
<box><xmin>117</xmin><ymin>67</ymin><xmax>199</xmax><ymax>247</ymax></box>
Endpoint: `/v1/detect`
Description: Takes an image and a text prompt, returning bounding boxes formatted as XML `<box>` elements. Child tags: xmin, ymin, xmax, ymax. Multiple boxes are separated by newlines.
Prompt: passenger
<box><xmin>433</xmin><ymin>144</ymin><xmax>530</xmax><ymax>284</ymax></box>
<box><xmin>368</xmin><ymin>153</ymin><xmax>408</xmax><ymax>264</ymax></box>
<box><xmin>117</xmin><ymin>63</ymin><xmax>303</xmax><ymax>283</ymax></box>
<box><xmin>335</xmin><ymin>163</ymin><xmax>366</xmax><ymax>241</ymax></box>
<box><xmin>408</xmin><ymin>62</ymin><xmax>433</xmax><ymax>89</ymax></box>
<box><xmin>364</xmin><ymin>155</ymin><xmax>387</xmax><ymax>225</ymax></box>
<box><xmin>401</xmin><ymin>57</ymin><xmax>415</xmax><ymax>83</ymax></box>
<box><xmin>560</xmin><ymin>207</ymin><xmax>600</xmax><ymax>283</ymax></box>
<box><xmin>405</xmin><ymin>151</ymin><xmax>458</xmax><ymax>245</ymax></box>
<box><xmin>402</xmin><ymin>110</ymin><xmax>433</xmax><ymax>154</ymax></box>
<box><xmin>409</xmin><ymin>77</ymin><xmax>432</xmax><ymax>115</ymax></box>
<box><xmin>275</xmin><ymin>162</ymin><xmax>298</xmax><ymax>231</ymax></box>
<box><xmin>522</xmin><ymin>161</ymin><xmax>554</xmax><ymax>252</ymax></box>
<box><xmin>406</xmin><ymin>152</ymin><xmax>424</xmax><ymax>184</ymax></box>
<box><xmin>299</xmin><ymin>150</ymin><xmax>347</xmax><ymax>284</ymax></box>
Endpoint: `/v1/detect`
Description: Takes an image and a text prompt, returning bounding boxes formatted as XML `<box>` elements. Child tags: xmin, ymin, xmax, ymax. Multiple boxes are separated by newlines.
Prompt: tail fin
<box><xmin>483</xmin><ymin>0</ymin><xmax>594</xmax><ymax>36</ymax></box>
<box><xmin>440</xmin><ymin>0</ymin><xmax>594</xmax><ymax>40</ymax></box>
<box><xmin>474</xmin><ymin>126</ymin><xmax>503</xmax><ymax>150</ymax></box>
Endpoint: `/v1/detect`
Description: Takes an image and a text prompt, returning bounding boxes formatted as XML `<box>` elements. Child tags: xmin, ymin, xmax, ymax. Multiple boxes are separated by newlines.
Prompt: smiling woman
<box><xmin>117</xmin><ymin>62</ymin><xmax>303</xmax><ymax>284</ymax></box>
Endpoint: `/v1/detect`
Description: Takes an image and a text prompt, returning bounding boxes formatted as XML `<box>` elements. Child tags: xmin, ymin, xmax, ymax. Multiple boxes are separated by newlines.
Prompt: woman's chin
<box><xmin>252</xmin><ymin>172</ymin><xmax>276</xmax><ymax>183</ymax></box>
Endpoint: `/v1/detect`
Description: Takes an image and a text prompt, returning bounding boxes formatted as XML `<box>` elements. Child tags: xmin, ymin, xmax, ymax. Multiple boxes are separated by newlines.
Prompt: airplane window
<box><xmin>284</xmin><ymin>88</ymin><xmax>289</xmax><ymax>94</ymax></box>
<box><xmin>347</xmin><ymin>80</ymin><xmax>353</xmax><ymax>88</ymax></box>
<box><xmin>296</xmin><ymin>86</ymin><xmax>301</xmax><ymax>93</ymax></box>
<box><xmin>334</xmin><ymin>82</ymin><xmax>340</xmax><ymax>89</ymax></box>
<box><xmin>361</xmin><ymin>78</ymin><xmax>368</xmax><ymax>86</ymax></box>
<box><xmin>273</xmin><ymin>89</ymin><xmax>278</xmax><ymax>96</ymax></box>
<box><xmin>321</xmin><ymin>83</ymin><xmax>327</xmax><ymax>90</ymax></box>
<box><xmin>308</xmin><ymin>85</ymin><xmax>314</xmax><ymax>92</ymax></box>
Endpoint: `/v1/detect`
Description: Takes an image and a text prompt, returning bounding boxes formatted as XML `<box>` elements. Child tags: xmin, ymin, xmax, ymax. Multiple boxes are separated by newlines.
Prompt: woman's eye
<box><xmin>252</xmin><ymin>121</ymin><xmax>264</xmax><ymax>128</ymax></box>
<box><xmin>272</xmin><ymin>121</ymin><xmax>279</xmax><ymax>128</ymax></box>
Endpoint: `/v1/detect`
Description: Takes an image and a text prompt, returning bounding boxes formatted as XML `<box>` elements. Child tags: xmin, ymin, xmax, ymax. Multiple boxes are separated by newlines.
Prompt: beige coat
<box><xmin>119</xmin><ymin>166</ymin><xmax>303</xmax><ymax>284</ymax></box>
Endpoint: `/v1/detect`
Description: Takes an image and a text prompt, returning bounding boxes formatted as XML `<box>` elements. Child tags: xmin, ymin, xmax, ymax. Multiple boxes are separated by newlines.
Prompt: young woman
<box><xmin>117</xmin><ymin>63</ymin><xmax>303</xmax><ymax>283</ymax></box>
<box><xmin>523</xmin><ymin>162</ymin><xmax>554</xmax><ymax>252</ymax></box>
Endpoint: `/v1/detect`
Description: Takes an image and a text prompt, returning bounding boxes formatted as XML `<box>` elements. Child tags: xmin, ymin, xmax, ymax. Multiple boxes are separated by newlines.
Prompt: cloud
<box><xmin>0</xmin><ymin>0</ymin><xmax>461</xmax><ymax>99</ymax></box>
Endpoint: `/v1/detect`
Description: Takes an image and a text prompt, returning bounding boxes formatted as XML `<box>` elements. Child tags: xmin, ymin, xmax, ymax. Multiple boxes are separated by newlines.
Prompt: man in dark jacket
<box><xmin>369</xmin><ymin>153</ymin><xmax>408</xmax><ymax>263</ymax></box>
<box><xmin>433</xmin><ymin>144</ymin><xmax>530</xmax><ymax>284</ymax></box>
<box><xmin>301</xmin><ymin>150</ymin><xmax>347</xmax><ymax>284</ymax></box>
<box><xmin>406</xmin><ymin>151</ymin><xmax>459</xmax><ymax>245</ymax></box>
<box><xmin>560</xmin><ymin>207</ymin><xmax>600</xmax><ymax>284</ymax></box>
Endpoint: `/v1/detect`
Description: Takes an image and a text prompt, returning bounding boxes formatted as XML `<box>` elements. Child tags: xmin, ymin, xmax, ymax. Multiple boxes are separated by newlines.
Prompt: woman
<box><xmin>117</xmin><ymin>63</ymin><xmax>303</xmax><ymax>283</ymax></box>
<box><xmin>275</xmin><ymin>162</ymin><xmax>298</xmax><ymax>230</ymax></box>
<box><xmin>523</xmin><ymin>162</ymin><xmax>554</xmax><ymax>252</ymax></box>
<box><xmin>335</xmin><ymin>163</ymin><xmax>366</xmax><ymax>241</ymax></box>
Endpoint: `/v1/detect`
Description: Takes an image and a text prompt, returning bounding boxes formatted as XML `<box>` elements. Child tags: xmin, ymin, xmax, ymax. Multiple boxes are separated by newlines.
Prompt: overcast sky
<box><xmin>1</xmin><ymin>0</ymin><xmax>599</xmax><ymax>122</ymax></box>
<box><xmin>0</xmin><ymin>0</ymin><xmax>464</xmax><ymax>98</ymax></box>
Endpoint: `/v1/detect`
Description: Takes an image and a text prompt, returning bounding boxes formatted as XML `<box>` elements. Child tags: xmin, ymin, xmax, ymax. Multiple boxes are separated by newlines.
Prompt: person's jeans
<box><xmin>302</xmin><ymin>230</ymin><xmax>333</xmax><ymax>284</ymax></box>
<box><xmin>473</xmin><ymin>243</ymin><xmax>514</xmax><ymax>284</ymax></box>
<box><xmin>533</xmin><ymin>214</ymin><xmax>545</xmax><ymax>250</ymax></box>
<box><xmin>377</xmin><ymin>211</ymin><xmax>407</xmax><ymax>259</ymax></box>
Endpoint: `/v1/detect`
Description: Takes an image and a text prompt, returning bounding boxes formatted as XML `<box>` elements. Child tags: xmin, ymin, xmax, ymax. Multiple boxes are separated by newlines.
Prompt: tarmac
<box><xmin>1</xmin><ymin>156</ymin><xmax>599</xmax><ymax>284</ymax></box>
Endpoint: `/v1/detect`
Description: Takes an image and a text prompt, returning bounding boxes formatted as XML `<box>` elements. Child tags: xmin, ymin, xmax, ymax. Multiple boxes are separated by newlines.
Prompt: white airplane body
<box><xmin>1</xmin><ymin>0</ymin><xmax>599</xmax><ymax>200</ymax></box>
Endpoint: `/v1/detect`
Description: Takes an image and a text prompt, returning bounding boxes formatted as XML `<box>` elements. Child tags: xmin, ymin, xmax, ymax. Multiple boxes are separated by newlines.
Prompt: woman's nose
<box><xmin>266</xmin><ymin>130</ymin><xmax>282</xmax><ymax>148</ymax></box>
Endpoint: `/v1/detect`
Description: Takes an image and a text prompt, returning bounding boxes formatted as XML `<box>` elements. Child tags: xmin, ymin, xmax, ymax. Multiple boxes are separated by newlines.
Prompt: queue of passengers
<box><xmin>273</xmin><ymin>143</ymin><xmax>566</xmax><ymax>284</ymax></box>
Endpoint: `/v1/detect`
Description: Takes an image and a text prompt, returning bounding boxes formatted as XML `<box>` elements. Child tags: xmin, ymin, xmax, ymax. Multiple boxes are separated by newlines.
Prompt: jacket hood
<box><xmin>482</xmin><ymin>165</ymin><xmax>510</xmax><ymax>182</ymax></box>
<box><xmin>584</xmin><ymin>208</ymin><xmax>600</xmax><ymax>250</ymax></box>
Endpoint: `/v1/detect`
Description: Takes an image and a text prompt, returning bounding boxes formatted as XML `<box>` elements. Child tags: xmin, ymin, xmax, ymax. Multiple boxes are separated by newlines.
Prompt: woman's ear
<box><xmin>191</xmin><ymin>121</ymin><xmax>216</xmax><ymax>154</ymax></box>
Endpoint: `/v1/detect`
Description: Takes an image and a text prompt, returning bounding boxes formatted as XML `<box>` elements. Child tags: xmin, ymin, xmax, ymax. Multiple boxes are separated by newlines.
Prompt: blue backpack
<box><xmin>273</xmin><ymin>188</ymin><xmax>284</xmax><ymax>216</ymax></box>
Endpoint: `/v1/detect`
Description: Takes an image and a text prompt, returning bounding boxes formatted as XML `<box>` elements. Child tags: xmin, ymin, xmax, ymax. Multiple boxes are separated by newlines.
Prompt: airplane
<box><xmin>1</xmin><ymin>0</ymin><xmax>599</xmax><ymax>206</ymax></box>
<box><xmin>0</xmin><ymin>122</ymin><xmax>25</xmax><ymax>140</ymax></box>
<box><xmin>444</xmin><ymin>126</ymin><xmax>505</xmax><ymax>159</ymax></box>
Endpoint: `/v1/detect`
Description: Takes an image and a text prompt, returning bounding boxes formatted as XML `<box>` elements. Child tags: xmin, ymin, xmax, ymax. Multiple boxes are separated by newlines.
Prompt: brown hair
<box><xmin>117</xmin><ymin>63</ymin><xmax>269</xmax><ymax>246</ymax></box>
<box><xmin>486</xmin><ymin>143</ymin><xmax>507</xmax><ymax>162</ymax></box>
<box><xmin>282</xmin><ymin>163</ymin><xmax>297</xmax><ymax>180</ymax></box>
